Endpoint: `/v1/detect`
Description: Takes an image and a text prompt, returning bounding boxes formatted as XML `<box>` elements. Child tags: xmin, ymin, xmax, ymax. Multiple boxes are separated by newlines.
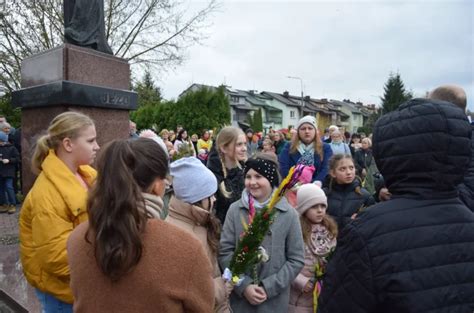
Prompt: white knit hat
<box><xmin>296</xmin><ymin>183</ymin><xmax>327</xmax><ymax>216</ymax></box>
<box><xmin>296</xmin><ymin>115</ymin><xmax>317</xmax><ymax>130</ymax></box>
<box><xmin>170</xmin><ymin>157</ymin><xmax>218</xmax><ymax>204</ymax></box>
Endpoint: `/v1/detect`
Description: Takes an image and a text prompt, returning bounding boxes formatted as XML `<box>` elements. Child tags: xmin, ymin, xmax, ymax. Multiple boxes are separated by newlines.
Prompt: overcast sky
<box><xmin>158</xmin><ymin>0</ymin><xmax>473</xmax><ymax>110</ymax></box>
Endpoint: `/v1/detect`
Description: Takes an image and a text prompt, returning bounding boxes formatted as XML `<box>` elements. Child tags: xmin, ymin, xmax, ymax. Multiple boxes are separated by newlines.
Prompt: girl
<box><xmin>279</xmin><ymin>116</ymin><xmax>333</xmax><ymax>184</ymax></box>
<box><xmin>67</xmin><ymin>138</ymin><xmax>214</xmax><ymax>312</ymax></box>
<box><xmin>289</xmin><ymin>183</ymin><xmax>338</xmax><ymax>313</ymax></box>
<box><xmin>349</xmin><ymin>133</ymin><xmax>362</xmax><ymax>155</ymax></box>
<box><xmin>207</xmin><ymin>126</ymin><xmax>247</xmax><ymax>224</ymax></box>
<box><xmin>19</xmin><ymin>111</ymin><xmax>100</xmax><ymax>312</ymax></box>
<box><xmin>323</xmin><ymin>154</ymin><xmax>375</xmax><ymax>231</ymax></box>
<box><xmin>262</xmin><ymin>138</ymin><xmax>276</xmax><ymax>156</ymax></box>
<box><xmin>219</xmin><ymin>153</ymin><xmax>304</xmax><ymax>313</ymax></box>
<box><xmin>167</xmin><ymin>157</ymin><xmax>231</xmax><ymax>313</ymax></box>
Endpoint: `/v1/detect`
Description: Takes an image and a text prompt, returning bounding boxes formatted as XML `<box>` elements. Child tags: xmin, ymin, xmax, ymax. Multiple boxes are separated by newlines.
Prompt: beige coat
<box><xmin>166</xmin><ymin>196</ymin><xmax>229</xmax><ymax>313</ymax></box>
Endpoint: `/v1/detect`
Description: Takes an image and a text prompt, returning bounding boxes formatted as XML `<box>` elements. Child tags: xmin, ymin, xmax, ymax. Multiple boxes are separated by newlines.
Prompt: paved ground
<box><xmin>0</xmin><ymin>207</ymin><xmax>40</xmax><ymax>312</ymax></box>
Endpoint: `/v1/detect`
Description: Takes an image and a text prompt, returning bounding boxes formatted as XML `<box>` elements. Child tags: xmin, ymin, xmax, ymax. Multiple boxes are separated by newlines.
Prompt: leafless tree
<box><xmin>0</xmin><ymin>0</ymin><xmax>219</xmax><ymax>91</ymax></box>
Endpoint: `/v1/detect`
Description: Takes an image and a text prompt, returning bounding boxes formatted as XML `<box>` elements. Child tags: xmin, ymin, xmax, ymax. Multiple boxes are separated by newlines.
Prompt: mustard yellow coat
<box><xmin>19</xmin><ymin>150</ymin><xmax>96</xmax><ymax>303</ymax></box>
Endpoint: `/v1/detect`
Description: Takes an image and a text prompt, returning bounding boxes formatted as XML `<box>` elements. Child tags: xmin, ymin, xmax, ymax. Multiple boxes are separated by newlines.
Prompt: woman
<box><xmin>207</xmin><ymin>126</ymin><xmax>247</xmax><ymax>224</ymax></box>
<box><xmin>279</xmin><ymin>115</ymin><xmax>333</xmax><ymax>184</ymax></box>
<box><xmin>67</xmin><ymin>138</ymin><xmax>214</xmax><ymax>312</ymax></box>
<box><xmin>354</xmin><ymin>137</ymin><xmax>378</xmax><ymax>194</ymax></box>
<box><xmin>173</xmin><ymin>129</ymin><xmax>196</xmax><ymax>156</ymax></box>
<box><xmin>272</xmin><ymin>131</ymin><xmax>287</xmax><ymax>156</ymax></box>
<box><xmin>19</xmin><ymin>111</ymin><xmax>100</xmax><ymax>312</ymax></box>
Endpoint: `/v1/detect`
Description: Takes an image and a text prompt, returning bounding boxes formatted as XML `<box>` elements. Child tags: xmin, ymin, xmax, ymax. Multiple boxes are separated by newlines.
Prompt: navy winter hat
<box><xmin>170</xmin><ymin>157</ymin><xmax>217</xmax><ymax>204</ymax></box>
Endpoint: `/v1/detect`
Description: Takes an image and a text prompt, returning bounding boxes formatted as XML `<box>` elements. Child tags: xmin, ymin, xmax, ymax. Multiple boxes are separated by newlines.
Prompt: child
<box><xmin>67</xmin><ymin>139</ymin><xmax>214</xmax><ymax>312</ymax></box>
<box><xmin>207</xmin><ymin>126</ymin><xmax>247</xmax><ymax>224</ymax></box>
<box><xmin>262</xmin><ymin>138</ymin><xmax>276</xmax><ymax>156</ymax></box>
<box><xmin>19</xmin><ymin>111</ymin><xmax>99</xmax><ymax>312</ymax></box>
<box><xmin>289</xmin><ymin>183</ymin><xmax>338</xmax><ymax>313</ymax></box>
<box><xmin>167</xmin><ymin>157</ymin><xmax>231</xmax><ymax>313</ymax></box>
<box><xmin>219</xmin><ymin>153</ymin><xmax>304</xmax><ymax>313</ymax></box>
<box><xmin>0</xmin><ymin>131</ymin><xmax>19</xmax><ymax>214</ymax></box>
<box><xmin>323</xmin><ymin>154</ymin><xmax>375</xmax><ymax>231</ymax></box>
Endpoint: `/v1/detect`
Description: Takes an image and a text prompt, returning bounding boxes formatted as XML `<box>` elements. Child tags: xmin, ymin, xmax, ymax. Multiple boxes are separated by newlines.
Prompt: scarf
<box><xmin>298</xmin><ymin>142</ymin><xmax>315</xmax><ymax>166</ymax></box>
<box><xmin>142</xmin><ymin>192</ymin><xmax>165</xmax><ymax>220</ymax></box>
<box><xmin>241</xmin><ymin>189</ymin><xmax>273</xmax><ymax>223</ymax></box>
<box><xmin>308</xmin><ymin>223</ymin><xmax>336</xmax><ymax>257</ymax></box>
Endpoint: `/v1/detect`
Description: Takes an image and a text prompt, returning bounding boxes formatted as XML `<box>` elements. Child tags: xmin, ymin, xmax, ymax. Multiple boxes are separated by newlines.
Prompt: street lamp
<box><xmin>287</xmin><ymin>76</ymin><xmax>304</xmax><ymax>116</ymax></box>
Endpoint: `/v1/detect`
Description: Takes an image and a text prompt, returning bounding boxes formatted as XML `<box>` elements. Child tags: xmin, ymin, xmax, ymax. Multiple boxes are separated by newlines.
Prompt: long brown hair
<box><xmin>192</xmin><ymin>197</ymin><xmax>221</xmax><ymax>256</ymax></box>
<box><xmin>86</xmin><ymin>138</ymin><xmax>169</xmax><ymax>282</ymax></box>
<box><xmin>327</xmin><ymin>154</ymin><xmax>363</xmax><ymax>195</ymax></box>
<box><xmin>289</xmin><ymin>127</ymin><xmax>324</xmax><ymax>160</ymax></box>
<box><xmin>300</xmin><ymin>214</ymin><xmax>338</xmax><ymax>245</ymax></box>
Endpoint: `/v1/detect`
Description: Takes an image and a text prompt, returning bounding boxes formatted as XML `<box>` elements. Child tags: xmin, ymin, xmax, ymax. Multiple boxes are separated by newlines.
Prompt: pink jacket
<box><xmin>288</xmin><ymin>224</ymin><xmax>336</xmax><ymax>313</ymax></box>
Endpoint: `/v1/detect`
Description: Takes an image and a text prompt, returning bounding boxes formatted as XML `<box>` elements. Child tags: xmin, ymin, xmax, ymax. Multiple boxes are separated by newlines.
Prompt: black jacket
<box><xmin>0</xmin><ymin>143</ymin><xmax>19</xmax><ymax>177</ymax></box>
<box><xmin>458</xmin><ymin>125</ymin><xmax>474</xmax><ymax>211</ymax></box>
<box><xmin>318</xmin><ymin>99</ymin><xmax>474</xmax><ymax>313</ymax></box>
<box><xmin>207</xmin><ymin>147</ymin><xmax>245</xmax><ymax>224</ymax></box>
<box><xmin>354</xmin><ymin>148</ymin><xmax>374</xmax><ymax>176</ymax></box>
<box><xmin>323</xmin><ymin>178</ymin><xmax>375</xmax><ymax>231</ymax></box>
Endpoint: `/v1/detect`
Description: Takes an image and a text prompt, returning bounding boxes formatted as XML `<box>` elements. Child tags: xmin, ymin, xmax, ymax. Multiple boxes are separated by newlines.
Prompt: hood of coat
<box><xmin>168</xmin><ymin>196</ymin><xmax>210</xmax><ymax>226</ymax></box>
<box><xmin>373</xmin><ymin>98</ymin><xmax>471</xmax><ymax>197</ymax></box>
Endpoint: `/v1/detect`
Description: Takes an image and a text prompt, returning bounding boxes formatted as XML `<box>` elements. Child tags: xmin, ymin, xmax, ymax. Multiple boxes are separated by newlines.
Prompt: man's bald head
<box><xmin>429</xmin><ymin>85</ymin><xmax>467</xmax><ymax>112</ymax></box>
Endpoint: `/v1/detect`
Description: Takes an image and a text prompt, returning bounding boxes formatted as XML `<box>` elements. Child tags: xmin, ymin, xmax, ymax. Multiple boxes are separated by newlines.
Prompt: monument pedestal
<box><xmin>12</xmin><ymin>44</ymin><xmax>137</xmax><ymax>194</ymax></box>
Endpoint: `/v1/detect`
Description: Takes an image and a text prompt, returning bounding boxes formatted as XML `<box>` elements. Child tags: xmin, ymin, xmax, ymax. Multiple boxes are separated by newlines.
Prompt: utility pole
<box><xmin>287</xmin><ymin>76</ymin><xmax>304</xmax><ymax>117</ymax></box>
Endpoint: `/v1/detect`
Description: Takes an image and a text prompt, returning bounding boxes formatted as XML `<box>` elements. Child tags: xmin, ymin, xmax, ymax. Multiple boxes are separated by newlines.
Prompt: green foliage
<box><xmin>173</xmin><ymin>85</ymin><xmax>230</xmax><ymax>135</ymax></box>
<box><xmin>359</xmin><ymin>112</ymin><xmax>381</xmax><ymax>135</ymax></box>
<box><xmin>0</xmin><ymin>93</ymin><xmax>21</xmax><ymax>128</ymax></box>
<box><xmin>381</xmin><ymin>72</ymin><xmax>413</xmax><ymax>114</ymax></box>
<box><xmin>249</xmin><ymin>108</ymin><xmax>263</xmax><ymax>132</ymax></box>
<box><xmin>133</xmin><ymin>70</ymin><xmax>162</xmax><ymax>107</ymax></box>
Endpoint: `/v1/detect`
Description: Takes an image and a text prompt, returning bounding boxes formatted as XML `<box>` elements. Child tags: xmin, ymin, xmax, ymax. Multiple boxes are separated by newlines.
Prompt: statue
<box><xmin>64</xmin><ymin>0</ymin><xmax>113</xmax><ymax>55</ymax></box>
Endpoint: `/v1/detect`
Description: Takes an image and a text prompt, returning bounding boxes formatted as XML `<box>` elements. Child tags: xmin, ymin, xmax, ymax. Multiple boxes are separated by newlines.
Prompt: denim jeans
<box><xmin>0</xmin><ymin>177</ymin><xmax>15</xmax><ymax>205</ymax></box>
<box><xmin>35</xmin><ymin>289</ymin><xmax>73</xmax><ymax>313</ymax></box>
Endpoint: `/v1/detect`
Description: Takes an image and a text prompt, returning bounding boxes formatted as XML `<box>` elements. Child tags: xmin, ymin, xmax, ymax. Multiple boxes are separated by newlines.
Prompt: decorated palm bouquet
<box><xmin>223</xmin><ymin>164</ymin><xmax>309</xmax><ymax>285</ymax></box>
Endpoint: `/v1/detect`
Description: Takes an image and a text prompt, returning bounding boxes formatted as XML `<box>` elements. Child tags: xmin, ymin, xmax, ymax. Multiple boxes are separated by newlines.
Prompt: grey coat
<box><xmin>219</xmin><ymin>197</ymin><xmax>304</xmax><ymax>313</ymax></box>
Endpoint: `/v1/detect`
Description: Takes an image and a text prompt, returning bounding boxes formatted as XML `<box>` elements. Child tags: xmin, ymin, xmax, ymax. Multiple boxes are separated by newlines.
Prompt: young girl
<box><xmin>323</xmin><ymin>154</ymin><xmax>375</xmax><ymax>231</ymax></box>
<box><xmin>289</xmin><ymin>183</ymin><xmax>337</xmax><ymax>313</ymax></box>
<box><xmin>167</xmin><ymin>157</ymin><xmax>231</xmax><ymax>312</ymax></box>
<box><xmin>207</xmin><ymin>126</ymin><xmax>247</xmax><ymax>224</ymax></box>
<box><xmin>219</xmin><ymin>153</ymin><xmax>304</xmax><ymax>313</ymax></box>
<box><xmin>173</xmin><ymin>128</ymin><xmax>195</xmax><ymax>155</ymax></box>
<box><xmin>67</xmin><ymin>138</ymin><xmax>214</xmax><ymax>312</ymax></box>
<box><xmin>279</xmin><ymin>115</ymin><xmax>333</xmax><ymax>184</ymax></box>
<box><xmin>19</xmin><ymin>111</ymin><xmax>100</xmax><ymax>312</ymax></box>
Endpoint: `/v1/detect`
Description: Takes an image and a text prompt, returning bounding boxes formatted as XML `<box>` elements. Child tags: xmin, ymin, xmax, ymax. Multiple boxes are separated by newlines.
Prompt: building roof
<box><xmin>261</xmin><ymin>91</ymin><xmax>301</xmax><ymax>107</ymax></box>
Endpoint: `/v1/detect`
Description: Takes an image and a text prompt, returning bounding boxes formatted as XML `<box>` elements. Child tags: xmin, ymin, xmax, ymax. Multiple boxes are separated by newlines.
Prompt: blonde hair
<box><xmin>31</xmin><ymin>111</ymin><xmax>95</xmax><ymax>174</ymax></box>
<box><xmin>361</xmin><ymin>137</ymin><xmax>372</xmax><ymax>147</ymax></box>
<box><xmin>216</xmin><ymin>126</ymin><xmax>244</xmax><ymax>198</ymax></box>
<box><xmin>327</xmin><ymin>154</ymin><xmax>363</xmax><ymax>195</ymax></box>
<box><xmin>290</xmin><ymin>130</ymin><xmax>324</xmax><ymax>160</ymax></box>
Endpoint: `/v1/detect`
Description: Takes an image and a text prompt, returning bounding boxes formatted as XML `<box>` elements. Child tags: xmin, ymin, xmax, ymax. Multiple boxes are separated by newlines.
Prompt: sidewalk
<box><xmin>0</xmin><ymin>207</ymin><xmax>40</xmax><ymax>312</ymax></box>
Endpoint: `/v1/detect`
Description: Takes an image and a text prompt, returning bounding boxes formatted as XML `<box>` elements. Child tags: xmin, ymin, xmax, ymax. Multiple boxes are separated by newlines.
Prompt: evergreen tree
<box><xmin>134</xmin><ymin>71</ymin><xmax>162</xmax><ymax>107</ymax></box>
<box><xmin>381</xmin><ymin>72</ymin><xmax>413</xmax><ymax>114</ymax></box>
<box><xmin>249</xmin><ymin>108</ymin><xmax>263</xmax><ymax>132</ymax></box>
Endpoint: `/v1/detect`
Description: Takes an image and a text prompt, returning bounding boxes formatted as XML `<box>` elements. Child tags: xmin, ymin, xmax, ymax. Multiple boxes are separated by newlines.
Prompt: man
<box><xmin>318</xmin><ymin>98</ymin><xmax>474</xmax><ymax>313</ymax></box>
<box><xmin>129</xmin><ymin>120</ymin><xmax>139</xmax><ymax>139</ymax></box>
<box><xmin>429</xmin><ymin>85</ymin><xmax>473</xmax><ymax>210</ymax></box>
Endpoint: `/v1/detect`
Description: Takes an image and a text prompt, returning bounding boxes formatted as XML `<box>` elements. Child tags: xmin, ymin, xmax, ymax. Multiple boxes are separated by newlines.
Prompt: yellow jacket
<box><xmin>19</xmin><ymin>150</ymin><xmax>96</xmax><ymax>303</ymax></box>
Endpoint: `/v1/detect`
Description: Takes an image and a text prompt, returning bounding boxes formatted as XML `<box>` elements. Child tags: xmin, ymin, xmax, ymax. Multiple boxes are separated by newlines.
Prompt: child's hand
<box><xmin>224</xmin><ymin>280</ymin><xmax>234</xmax><ymax>297</ymax></box>
<box><xmin>243</xmin><ymin>284</ymin><xmax>267</xmax><ymax>305</ymax></box>
<box><xmin>303</xmin><ymin>281</ymin><xmax>314</xmax><ymax>293</ymax></box>
<box><xmin>2</xmin><ymin>159</ymin><xmax>9</xmax><ymax>164</ymax></box>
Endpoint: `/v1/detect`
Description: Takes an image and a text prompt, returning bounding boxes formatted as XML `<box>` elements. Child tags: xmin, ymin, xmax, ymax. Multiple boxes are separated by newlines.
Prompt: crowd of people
<box><xmin>17</xmin><ymin>84</ymin><xmax>474</xmax><ymax>313</ymax></box>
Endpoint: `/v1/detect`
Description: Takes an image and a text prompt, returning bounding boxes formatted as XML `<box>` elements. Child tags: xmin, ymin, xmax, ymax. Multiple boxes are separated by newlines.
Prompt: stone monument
<box><xmin>12</xmin><ymin>0</ymin><xmax>137</xmax><ymax>194</ymax></box>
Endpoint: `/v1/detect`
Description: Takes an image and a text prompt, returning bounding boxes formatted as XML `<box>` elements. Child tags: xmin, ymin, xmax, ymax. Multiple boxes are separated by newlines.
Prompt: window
<box><xmin>290</xmin><ymin>110</ymin><xmax>295</xmax><ymax>118</ymax></box>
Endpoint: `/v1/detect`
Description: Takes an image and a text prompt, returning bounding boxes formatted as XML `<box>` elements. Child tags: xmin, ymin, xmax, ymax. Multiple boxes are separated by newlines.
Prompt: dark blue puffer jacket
<box><xmin>318</xmin><ymin>99</ymin><xmax>474</xmax><ymax>313</ymax></box>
